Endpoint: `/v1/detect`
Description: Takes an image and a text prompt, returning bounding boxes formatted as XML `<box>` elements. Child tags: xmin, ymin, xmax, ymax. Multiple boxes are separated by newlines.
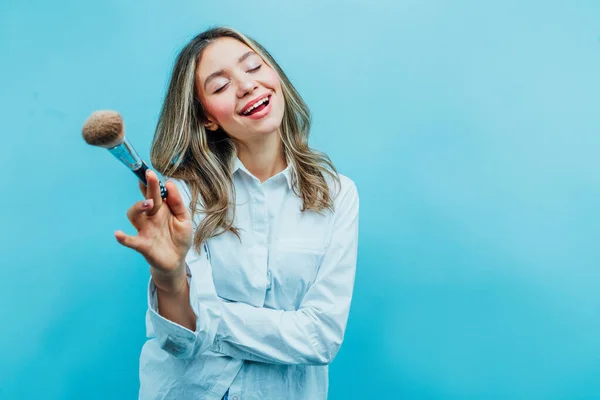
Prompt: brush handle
<box><xmin>134</xmin><ymin>161</ymin><xmax>168</xmax><ymax>199</ymax></box>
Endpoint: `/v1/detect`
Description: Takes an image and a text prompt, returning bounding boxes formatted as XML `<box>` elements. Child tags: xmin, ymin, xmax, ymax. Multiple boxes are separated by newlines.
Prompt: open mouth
<box><xmin>241</xmin><ymin>95</ymin><xmax>271</xmax><ymax>116</ymax></box>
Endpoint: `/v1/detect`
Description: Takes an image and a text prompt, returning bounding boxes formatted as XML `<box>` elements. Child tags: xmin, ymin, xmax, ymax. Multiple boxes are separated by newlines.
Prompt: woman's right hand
<box><xmin>114</xmin><ymin>170</ymin><xmax>193</xmax><ymax>293</ymax></box>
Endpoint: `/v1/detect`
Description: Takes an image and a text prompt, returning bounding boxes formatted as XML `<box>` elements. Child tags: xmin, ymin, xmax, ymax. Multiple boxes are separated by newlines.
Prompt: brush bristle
<box><xmin>82</xmin><ymin>110</ymin><xmax>125</xmax><ymax>148</ymax></box>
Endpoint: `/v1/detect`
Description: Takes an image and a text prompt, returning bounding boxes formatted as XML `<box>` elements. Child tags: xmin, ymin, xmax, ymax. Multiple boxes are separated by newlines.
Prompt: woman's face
<box><xmin>195</xmin><ymin>37</ymin><xmax>285</xmax><ymax>143</ymax></box>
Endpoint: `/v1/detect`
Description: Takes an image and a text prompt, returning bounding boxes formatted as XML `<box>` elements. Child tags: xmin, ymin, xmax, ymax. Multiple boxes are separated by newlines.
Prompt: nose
<box><xmin>236</xmin><ymin>76</ymin><xmax>258</xmax><ymax>98</ymax></box>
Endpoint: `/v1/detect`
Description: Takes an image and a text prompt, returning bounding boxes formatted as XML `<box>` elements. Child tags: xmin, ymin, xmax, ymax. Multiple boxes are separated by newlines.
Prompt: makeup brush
<box><xmin>81</xmin><ymin>110</ymin><xmax>168</xmax><ymax>198</ymax></box>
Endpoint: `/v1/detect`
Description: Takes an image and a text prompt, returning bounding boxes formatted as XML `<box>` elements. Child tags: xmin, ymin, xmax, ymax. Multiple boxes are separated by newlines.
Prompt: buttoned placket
<box><xmin>247</xmin><ymin>174</ymin><xmax>270</xmax><ymax>304</ymax></box>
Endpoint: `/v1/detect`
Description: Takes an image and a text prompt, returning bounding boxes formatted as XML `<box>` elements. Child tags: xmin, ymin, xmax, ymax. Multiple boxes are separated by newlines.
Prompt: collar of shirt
<box><xmin>232</xmin><ymin>157</ymin><xmax>294</xmax><ymax>190</ymax></box>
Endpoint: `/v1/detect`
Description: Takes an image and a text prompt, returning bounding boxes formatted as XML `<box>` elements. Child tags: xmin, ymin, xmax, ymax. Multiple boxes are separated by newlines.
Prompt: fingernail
<box><xmin>142</xmin><ymin>201</ymin><xmax>149</xmax><ymax>208</ymax></box>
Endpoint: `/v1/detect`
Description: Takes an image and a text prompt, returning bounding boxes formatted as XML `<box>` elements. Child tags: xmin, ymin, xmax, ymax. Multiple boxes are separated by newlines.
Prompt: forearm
<box><xmin>211</xmin><ymin>300</ymin><xmax>345</xmax><ymax>365</ymax></box>
<box><xmin>146</xmin><ymin>257</ymin><xmax>222</xmax><ymax>360</ymax></box>
<box><xmin>153</xmin><ymin>265</ymin><xmax>196</xmax><ymax>332</ymax></box>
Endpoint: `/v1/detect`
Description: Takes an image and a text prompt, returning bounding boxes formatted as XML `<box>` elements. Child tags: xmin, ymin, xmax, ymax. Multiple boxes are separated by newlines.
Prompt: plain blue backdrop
<box><xmin>1</xmin><ymin>0</ymin><xmax>599</xmax><ymax>399</ymax></box>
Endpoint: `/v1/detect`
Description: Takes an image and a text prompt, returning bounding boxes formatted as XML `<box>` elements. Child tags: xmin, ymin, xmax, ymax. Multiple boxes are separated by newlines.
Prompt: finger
<box><xmin>138</xmin><ymin>180</ymin><xmax>147</xmax><ymax>197</ymax></box>
<box><xmin>164</xmin><ymin>180</ymin><xmax>191</xmax><ymax>221</ymax></box>
<box><xmin>144</xmin><ymin>170</ymin><xmax>163</xmax><ymax>217</ymax></box>
<box><xmin>127</xmin><ymin>199</ymin><xmax>154</xmax><ymax>228</ymax></box>
<box><xmin>114</xmin><ymin>230</ymin><xmax>147</xmax><ymax>253</ymax></box>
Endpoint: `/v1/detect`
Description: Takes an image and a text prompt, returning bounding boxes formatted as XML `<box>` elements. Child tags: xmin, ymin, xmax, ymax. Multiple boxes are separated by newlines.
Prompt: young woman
<box><xmin>115</xmin><ymin>26</ymin><xmax>359</xmax><ymax>400</ymax></box>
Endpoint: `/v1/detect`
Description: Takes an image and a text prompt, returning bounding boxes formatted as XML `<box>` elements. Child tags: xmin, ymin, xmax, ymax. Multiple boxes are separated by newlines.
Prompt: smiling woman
<box><xmin>114</xmin><ymin>27</ymin><xmax>360</xmax><ymax>400</ymax></box>
<box><xmin>197</xmin><ymin>40</ymin><xmax>285</xmax><ymax>137</ymax></box>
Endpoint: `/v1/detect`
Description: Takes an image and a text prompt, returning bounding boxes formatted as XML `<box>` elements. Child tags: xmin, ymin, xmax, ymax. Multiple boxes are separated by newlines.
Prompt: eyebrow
<box><xmin>203</xmin><ymin>51</ymin><xmax>257</xmax><ymax>90</ymax></box>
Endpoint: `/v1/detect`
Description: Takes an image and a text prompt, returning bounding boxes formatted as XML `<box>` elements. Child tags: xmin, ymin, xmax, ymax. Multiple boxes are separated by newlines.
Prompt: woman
<box><xmin>115</xmin><ymin>26</ymin><xmax>359</xmax><ymax>400</ymax></box>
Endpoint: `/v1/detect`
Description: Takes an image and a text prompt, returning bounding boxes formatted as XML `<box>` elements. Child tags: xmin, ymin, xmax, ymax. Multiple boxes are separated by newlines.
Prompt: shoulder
<box><xmin>326</xmin><ymin>172</ymin><xmax>359</xmax><ymax>214</ymax></box>
<box><xmin>338</xmin><ymin>173</ymin><xmax>358</xmax><ymax>195</ymax></box>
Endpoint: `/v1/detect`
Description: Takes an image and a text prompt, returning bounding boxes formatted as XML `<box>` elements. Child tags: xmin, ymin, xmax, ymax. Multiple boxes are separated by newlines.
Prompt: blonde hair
<box><xmin>150</xmin><ymin>26</ymin><xmax>340</xmax><ymax>253</ymax></box>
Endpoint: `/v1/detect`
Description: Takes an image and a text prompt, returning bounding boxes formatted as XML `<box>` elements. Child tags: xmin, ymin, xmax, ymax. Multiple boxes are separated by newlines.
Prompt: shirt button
<box><xmin>266</xmin><ymin>269</ymin><xmax>272</xmax><ymax>289</ymax></box>
<box><xmin>231</xmin><ymin>396</ymin><xmax>239</xmax><ymax>400</ymax></box>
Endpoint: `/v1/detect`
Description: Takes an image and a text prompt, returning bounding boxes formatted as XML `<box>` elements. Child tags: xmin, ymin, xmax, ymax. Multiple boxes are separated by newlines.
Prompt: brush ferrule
<box><xmin>107</xmin><ymin>138</ymin><xmax>142</xmax><ymax>170</ymax></box>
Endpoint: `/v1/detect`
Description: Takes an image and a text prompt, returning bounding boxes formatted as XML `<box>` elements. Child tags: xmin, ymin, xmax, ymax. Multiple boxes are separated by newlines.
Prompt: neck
<box><xmin>236</xmin><ymin>131</ymin><xmax>287</xmax><ymax>183</ymax></box>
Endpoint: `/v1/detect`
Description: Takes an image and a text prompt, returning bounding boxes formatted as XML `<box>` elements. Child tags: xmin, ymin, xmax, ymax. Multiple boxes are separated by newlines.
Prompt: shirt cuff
<box><xmin>146</xmin><ymin>264</ymin><xmax>199</xmax><ymax>357</ymax></box>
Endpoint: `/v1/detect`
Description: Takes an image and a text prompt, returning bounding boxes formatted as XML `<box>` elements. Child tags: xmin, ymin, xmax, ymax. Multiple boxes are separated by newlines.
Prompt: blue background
<box><xmin>1</xmin><ymin>0</ymin><xmax>599</xmax><ymax>399</ymax></box>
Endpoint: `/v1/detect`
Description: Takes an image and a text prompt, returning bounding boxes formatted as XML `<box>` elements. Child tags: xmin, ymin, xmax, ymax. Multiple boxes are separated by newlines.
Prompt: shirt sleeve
<box><xmin>145</xmin><ymin>248</ymin><xmax>222</xmax><ymax>359</ymax></box>
<box><xmin>209</xmin><ymin>180</ymin><xmax>360</xmax><ymax>365</ymax></box>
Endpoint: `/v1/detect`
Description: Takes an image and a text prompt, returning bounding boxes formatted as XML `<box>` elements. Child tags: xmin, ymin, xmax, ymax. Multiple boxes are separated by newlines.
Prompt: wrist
<box><xmin>151</xmin><ymin>262</ymin><xmax>187</xmax><ymax>295</ymax></box>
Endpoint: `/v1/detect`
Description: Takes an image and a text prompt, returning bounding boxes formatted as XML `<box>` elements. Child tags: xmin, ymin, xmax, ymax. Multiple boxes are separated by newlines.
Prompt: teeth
<box><xmin>243</xmin><ymin>97</ymin><xmax>269</xmax><ymax>115</ymax></box>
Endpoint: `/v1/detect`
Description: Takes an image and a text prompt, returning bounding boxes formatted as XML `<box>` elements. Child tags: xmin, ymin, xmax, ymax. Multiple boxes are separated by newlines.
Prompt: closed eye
<box><xmin>214</xmin><ymin>83</ymin><xmax>229</xmax><ymax>94</ymax></box>
<box><xmin>248</xmin><ymin>64</ymin><xmax>262</xmax><ymax>73</ymax></box>
<box><xmin>213</xmin><ymin>64</ymin><xmax>261</xmax><ymax>93</ymax></box>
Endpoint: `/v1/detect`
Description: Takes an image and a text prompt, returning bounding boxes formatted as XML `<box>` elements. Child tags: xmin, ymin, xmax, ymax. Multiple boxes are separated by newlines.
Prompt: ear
<box><xmin>204</xmin><ymin>119</ymin><xmax>219</xmax><ymax>131</ymax></box>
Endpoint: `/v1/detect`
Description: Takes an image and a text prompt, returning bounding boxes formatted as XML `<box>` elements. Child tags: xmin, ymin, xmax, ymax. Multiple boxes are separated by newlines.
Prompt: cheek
<box><xmin>265</xmin><ymin>68</ymin><xmax>282</xmax><ymax>91</ymax></box>
<box><xmin>204</xmin><ymin>97</ymin><xmax>235</xmax><ymax>123</ymax></box>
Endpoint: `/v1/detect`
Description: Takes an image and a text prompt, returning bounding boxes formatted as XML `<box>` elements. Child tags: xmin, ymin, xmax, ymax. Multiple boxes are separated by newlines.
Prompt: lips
<box><xmin>240</xmin><ymin>94</ymin><xmax>271</xmax><ymax>116</ymax></box>
<box><xmin>242</xmin><ymin>97</ymin><xmax>272</xmax><ymax>120</ymax></box>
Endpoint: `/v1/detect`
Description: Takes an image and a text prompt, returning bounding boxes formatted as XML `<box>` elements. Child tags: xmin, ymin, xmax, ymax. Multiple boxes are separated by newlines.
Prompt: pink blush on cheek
<box><xmin>204</xmin><ymin>99</ymin><xmax>235</xmax><ymax>122</ymax></box>
<box><xmin>266</xmin><ymin>68</ymin><xmax>282</xmax><ymax>90</ymax></box>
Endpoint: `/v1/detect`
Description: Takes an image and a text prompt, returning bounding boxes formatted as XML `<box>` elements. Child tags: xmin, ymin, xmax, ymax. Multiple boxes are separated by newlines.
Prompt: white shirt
<box><xmin>138</xmin><ymin>158</ymin><xmax>359</xmax><ymax>400</ymax></box>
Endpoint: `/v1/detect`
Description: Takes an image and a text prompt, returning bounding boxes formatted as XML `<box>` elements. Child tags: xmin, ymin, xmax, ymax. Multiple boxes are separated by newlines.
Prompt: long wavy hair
<box><xmin>150</xmin><ymin>26</ymin><xmax>340</xmax><ymax>254</ymax></box>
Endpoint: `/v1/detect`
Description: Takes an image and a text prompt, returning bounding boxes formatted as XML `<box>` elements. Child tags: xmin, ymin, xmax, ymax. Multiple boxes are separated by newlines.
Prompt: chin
<box><xmin>254</xmin><ymin>123</ymin><xmax>282</xmax><ymax>138</ymax></box>
<box><xmin>257</xmin><ymin>106</ymin><xmax>285</xmax><ymax>136</ymax></box>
